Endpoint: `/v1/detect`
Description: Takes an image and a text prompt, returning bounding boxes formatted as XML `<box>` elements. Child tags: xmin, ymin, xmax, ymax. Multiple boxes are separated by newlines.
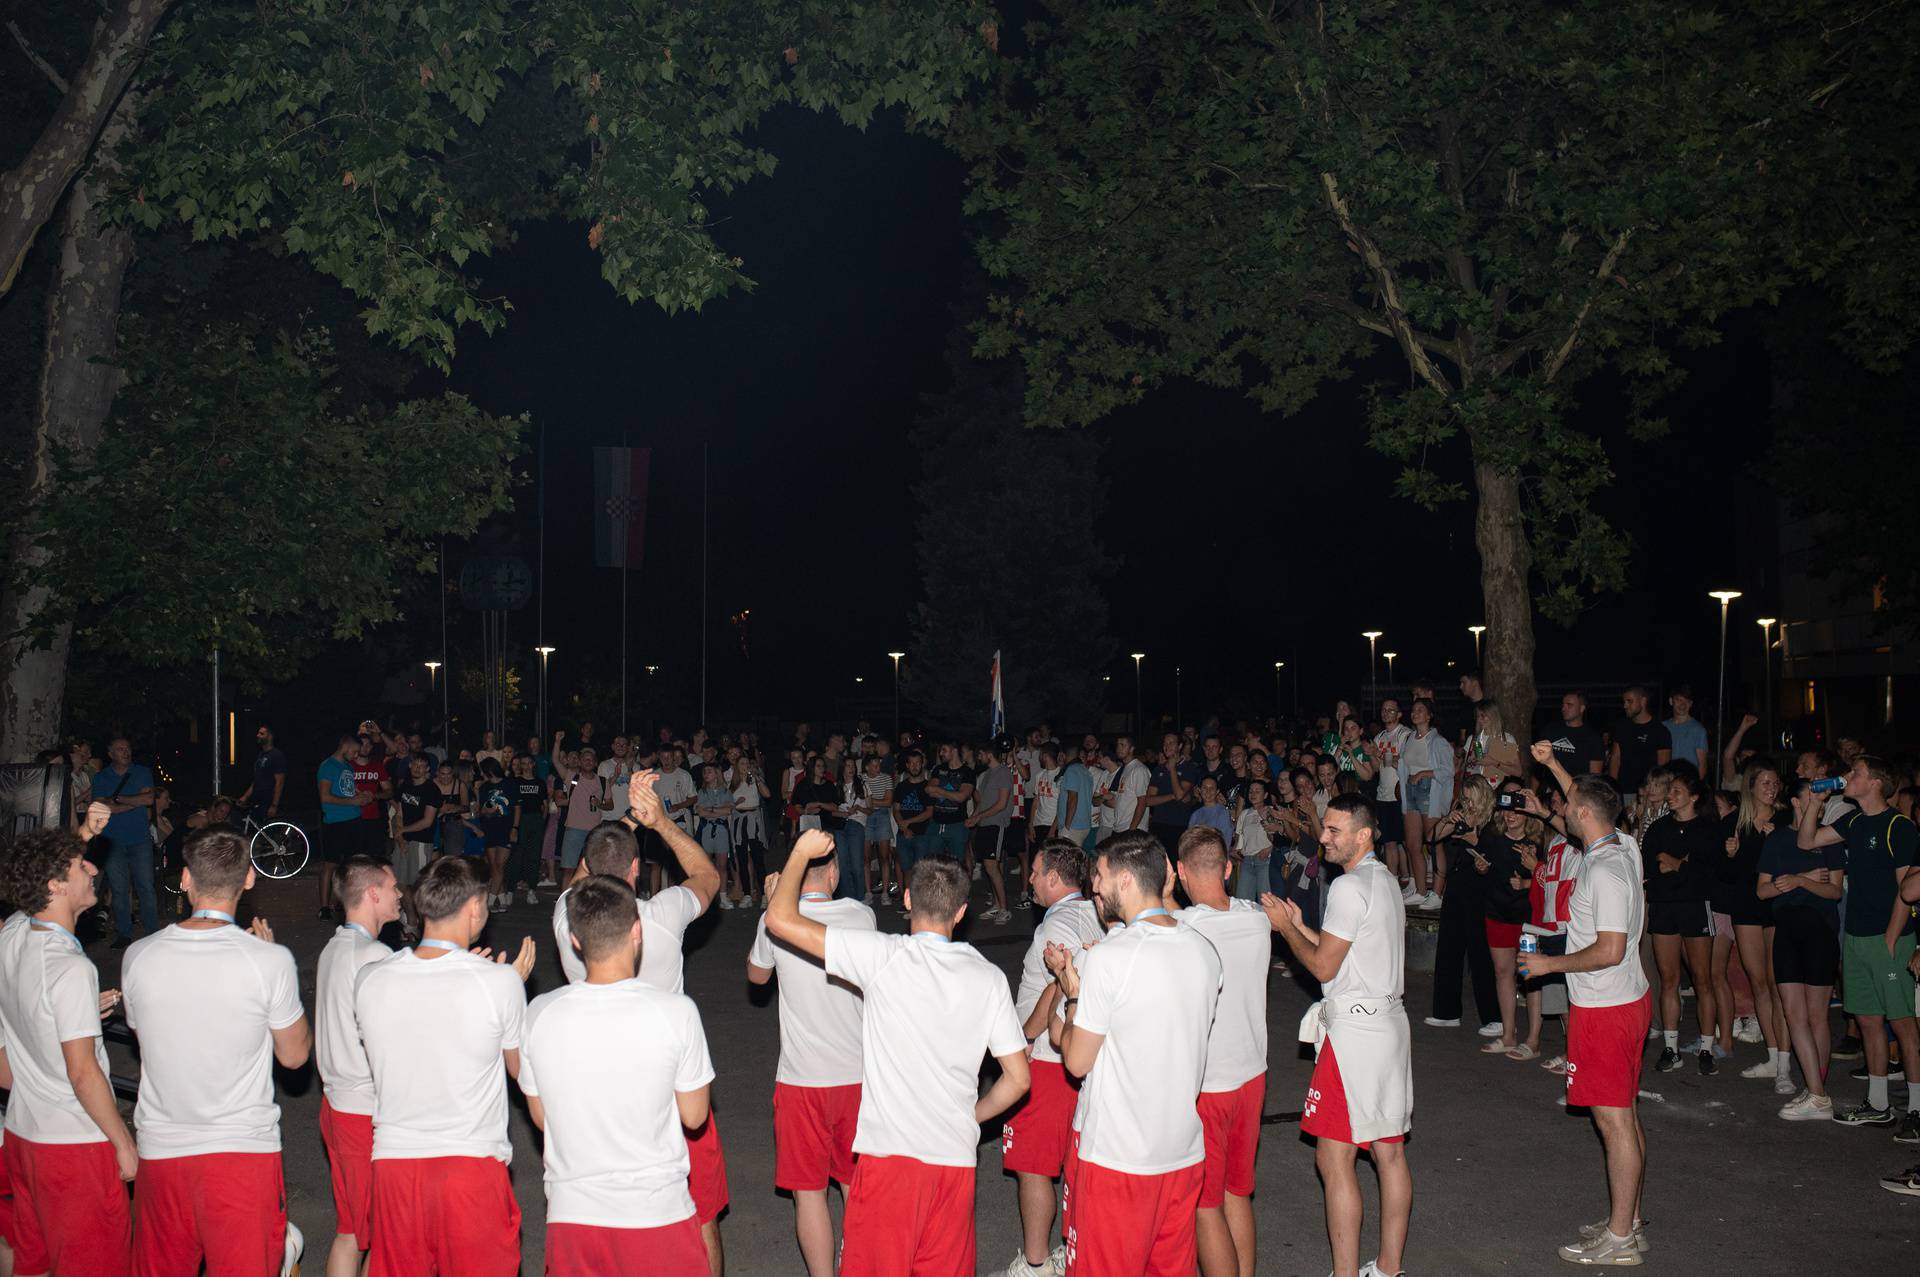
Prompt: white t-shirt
<box><xmin>1373</xmin><ymin>724</ymin><xmax>1411</xmax><ymax>802</ymax></box>
<box><xmin>0</xmin><ymin>915</ymin><xmax>111</xmax><ymax>1143</ymax></box>
<box><xmin>122</xmin><ymin>923</ymin><xmax>304</xmax><ymax>1158</ymax></box>
<box><xmin>748</xmin><ymin>896</ymin><xmax>874</xmax><ymax>1087</ymax></box>
<box><xmin>553</xmin><ymin>885</ymin><xmax>702</xmax><ymax>993</ymax></box>
<box><xmin>595</xmin><ymin>756</ymin><xmax>635</xmax><ymax>822</ymax></box>
<box><xmin>1233</xmin><ymin>807</ymin><xmax>1272</xmax><ymax>858</ymax></box>
<box><xmin>1074</xmin><ymin>920</ymin><xmax>1222</xmax><ymax>1174</ymax></box>
<box><xmin>824</xmin><ymin>929</ymin><xmax>1025</xmax><ymax>1168</ymax></box>
<box><xmin>1031</xmin><ymin>768</ymin><xmax>1060</xmax><ymax>827</ymax></box>
<box><xmin>520</xmin><ymin>980</ymin><xmax>713</xmax><ymax>1227</ymax></box>
<box><xmin>1176</xmin><ymin>900</ymin><xmax>1272</xmax><ymax>1092</ymax></box>
<box><xmin>1318</xmin><ymin>857</ymin><xmax>1406</xmax><ymax>1002</ymax></box>
<box><xmin>1564</xmin><ymin>835</ymin><xmax>1650</xmax><ymax>1009</ymax></box>
<box><xmin>655</xmin><ymin>768</ymin><xmax>697</xmax><ymax>831</ymax></box>
<box><xmin>1089</xmin><ymin>765</ymin><xmax>1116</xmax><ymax>831</ymax></box>
<box><xmin>353</xmin><ymin>948</ymin><xmax>526</xmax><ymax>1162</ymax></box>
<box><xmin>1111</xmin><ymin>759</ymin><xmax>1151</xmax><ymax>832</ymax></box>
<box><xmin>314</xmin><ymin>925</ymin><xmax>392</xmax><ymax>1115</ymax></box>
<box><xmin>1015</xmin><ymin>896</ymin><xmax>1104</xmax><ymax>1065</ymax></box>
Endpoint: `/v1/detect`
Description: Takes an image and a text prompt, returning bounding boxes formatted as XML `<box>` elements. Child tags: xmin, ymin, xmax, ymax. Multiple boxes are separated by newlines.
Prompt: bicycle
<box><xmin>242</xmin><ymin>813</ymin><xmax>311</xmax><ymax>879</ymax></box>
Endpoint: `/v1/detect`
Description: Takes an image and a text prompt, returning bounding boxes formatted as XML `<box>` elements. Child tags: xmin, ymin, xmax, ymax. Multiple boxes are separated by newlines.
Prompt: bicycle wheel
<box><xmin>250</xmin><ymin>821</ymin><xmax>312</xmax><ymax>879</ymax></box>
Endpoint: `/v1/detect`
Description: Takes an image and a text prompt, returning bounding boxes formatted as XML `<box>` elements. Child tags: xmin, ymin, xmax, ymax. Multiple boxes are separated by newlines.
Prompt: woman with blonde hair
<box><xmin>1425</xmin><ymin>776</ymin><xmax>1502</xmax><ymax>1033</ymax></box>
<box><xmin>1465</xmin><ymin>698</ymin><xmax>1522</xmax><ymax>783</ymax></box>
<box><xmin>1715</xmin><ymin>760</ymin><xmax>1790</xmax><ymax>1089</ymax></box>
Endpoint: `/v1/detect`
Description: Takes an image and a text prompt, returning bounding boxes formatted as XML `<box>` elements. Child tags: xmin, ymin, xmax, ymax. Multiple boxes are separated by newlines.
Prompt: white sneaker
<box><xmin>1734</xmin><ymin>1015</ymin><xmax>1765</xmax><ymax>1044</ymax></box>
<box><xmin>1479</xmin><ymin>1021</ymin><xmax>1505</xmax><ymax>1037</ymax></box>
<box><xmin>537</xmin><ymin>875</ymin><xmax>558</xmax><ymax>887</ymax></box>
<box><xmin>1739</xmin><ymin>1060</ymin><xmax>1776</xmax><ymax>1079</ymax></box>
<box><xmin>523</xmin><ymin>888</ymin><xmax>539</xmax><ymax>905</ymax></box>
<box><xmin>1415</xmin><ymin>891</ymin><xmax>1442</xmax><ymax>911</ymax></box>
<box><xmin>1779</xmin><ymin>1091</ymin><xmax>1834</xmax><ymax>1121</ymax></box>
<box><xmin>281</xmin><ymin>1221</ymin><xmax>305</xmax><ymax>1277</ymax></box>
<box><xmin>999</xmin><ymin>1252</ymin><xmax>1057</xmax><ymax>1277</ymax></box>
<box><xmin>1558</xmin><ymin>1227</ymin><xmax>1643</xmax><ymax>1266</ymax></box>
<box><xmin>1774</xmin><ymin>1073</ymin><xmax>1798</xmax><ymax>1096</ymax></box>
<box><xmin>716</xmin><ymin>894</ymin><xmax>734</xmax><ymax>910</ymax></box>
<box><xmin>1361</xmin><ymin>1263</ymin><xmax>1405</xmax><ymax>1277</ymax></box>
<box><xmin>1423</xmin><ymin>1016</ymin><xmax>1462</xmax><ymax>1028</ymax></box>
<box><xmin>488</xmin><ymin>893</ymin><xmax>507</xmax><ymax>913</ymax></box>
<box><xmin>1400</xmin><ymin>881</ymin><xmax>1419</xmax><ymax>901</ymax></box>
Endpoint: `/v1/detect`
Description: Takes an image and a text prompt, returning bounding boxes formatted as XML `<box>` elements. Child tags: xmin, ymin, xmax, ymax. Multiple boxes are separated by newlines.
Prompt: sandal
<box><xmin>1506</xmin><ymin>1044</ymin><xmax>1539</xmax><ymax>1062</ymax></box>
<box><xmin>1480</xmin><ymin>1039</ymin><xmax>1515</xmax><ymax>1054</ymax></box>
<box><xmin>1541</xmin><ymin>1054</ymin><xmax>1570</xmax><ymax>1075</ymax></box>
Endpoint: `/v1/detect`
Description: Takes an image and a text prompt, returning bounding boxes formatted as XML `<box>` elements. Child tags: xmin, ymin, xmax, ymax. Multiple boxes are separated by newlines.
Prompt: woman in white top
<box><xmin>728</xmin><ymin>748</ymin><xmax>771</xmax><ymax>907</ymax></box>
<box><xmin>1232</xmin><ymin>777</ymin><xmax>1276</xmax><ymax>903</ymax></box>
<box><xmin>1399</xmin><ymin>698</ymin><xmax>1455</xmax><ymax>897</ymax></box>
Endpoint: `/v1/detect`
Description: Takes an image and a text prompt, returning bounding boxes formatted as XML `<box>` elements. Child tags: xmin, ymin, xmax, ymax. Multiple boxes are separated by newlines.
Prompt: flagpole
<box><xmin>700</xmin><ymin>441</ymin><xmax>709</xmax><ymax>727</ymax></box>
<box><xmin>537</xmin><ymin>421</ymin><xmax>546</xmax><ymax>742</ymax></box>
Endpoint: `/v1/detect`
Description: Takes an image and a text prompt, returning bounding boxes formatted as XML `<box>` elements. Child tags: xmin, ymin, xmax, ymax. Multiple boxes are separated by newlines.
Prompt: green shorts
<box><xmin>1842</xmin><ymin>932</ymin><xmax>1918</xmax><ymax>1020</ymax></box>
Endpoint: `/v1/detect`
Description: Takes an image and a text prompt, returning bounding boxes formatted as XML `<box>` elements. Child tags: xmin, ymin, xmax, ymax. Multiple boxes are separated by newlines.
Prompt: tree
<box><xmin>906</xmin><ymin>338</ymin><xmax>1115</xmax><ymax>735</ymax></box>
<box><xmin>951</xmin><ymin>0</ymin><xmax>1920</xmax><ymax>727</ymax></box>
<box><xmin>1</xmin><ymin>0</ymin><xmax>998</xmax><ymax>757</ymax></box>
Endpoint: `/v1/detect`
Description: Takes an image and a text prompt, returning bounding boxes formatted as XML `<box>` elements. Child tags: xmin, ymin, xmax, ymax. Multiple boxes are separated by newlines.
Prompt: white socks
<box><xmin>1662</xmin><ymin>1029</ymin><xmax>1678</xmax><ymax>1051</ymax></box>
<box><xmin>1869</xmin><ymin>1075</ymin><xmax>1891</xmax><ymax>1110</ymax></box>
<box><xmin>1772</xmin><ymin>1047</ymin><xmax>1790</xmax><ymax>1076</ymax></box>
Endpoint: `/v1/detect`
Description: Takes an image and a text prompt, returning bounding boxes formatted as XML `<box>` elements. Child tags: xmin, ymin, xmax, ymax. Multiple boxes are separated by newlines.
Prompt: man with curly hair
<box><xmin>0</xmin><ymin>826</ymin><xmax>136</xmax><ymax>1276</ymax></box>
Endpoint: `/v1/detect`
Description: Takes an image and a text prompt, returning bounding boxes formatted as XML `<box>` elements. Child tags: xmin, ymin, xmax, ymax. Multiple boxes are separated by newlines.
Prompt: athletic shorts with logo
<box><xmin>1567</xmin><ymin>993</ymin><xmax>1652</xmax><ymax>1108</ymax></box>
<box><xmin>1843</xmin><ymin>932</ymin><xmax>1918</xmax><ymax>1020</ymax></box>
<box><xmin>1064</xmin><ymin>1153</ymin><xmax>1203</xmax><ymax>1277</ymax></box>
<box><xmin>1001</xmin><ymin>1059</ymin><xmax>1078</xmax><ymax>1178</ymax></box>
<box><xmin>1300</xmin><ymin>1042</ymin><xmax>1406</xmax><ymax>1150</ymax></box>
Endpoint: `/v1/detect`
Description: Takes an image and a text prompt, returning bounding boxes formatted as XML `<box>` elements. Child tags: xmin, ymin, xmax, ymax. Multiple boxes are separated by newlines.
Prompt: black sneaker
<box><xmin>1655</xmin><ymin>1047</ymin><xmax>1683</xmax><ymax>1072</ymax></box>
<box><xmin>1834</xmin><ymin>1101</ymin><xmax>1896</xmax><ymax>1127</ymax></box>
<box><xmin>1698</xmin><ymin>1049</ymin><xmax>1717</xmax><ymax>1077</ymax></box>
<box><xmin>1895</xmin><ymin>1112</ymin><xmax>1920</xmax><ymax>1145</ymax></box>
<box><xmin>1881</xmin><ymin>1164</ymin><xmax>1920</xmax><ymax>1196</ymax></box>
<box><xmin>1833</xmin><ymin>1036</ymin><xmax>1865</xmax><ymax>1061</ymax></box>
<box><xmin>1849</xmin><ymin>1064</ymin><xmax>1906</xmax><ymax>1082</ymax></box>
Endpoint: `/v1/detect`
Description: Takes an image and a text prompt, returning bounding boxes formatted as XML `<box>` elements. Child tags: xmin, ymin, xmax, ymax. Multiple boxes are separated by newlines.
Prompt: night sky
<box><xmin>343</xmin><ymin>103</ymin><xmax>1772</xmax><ymax>739</ymax></box>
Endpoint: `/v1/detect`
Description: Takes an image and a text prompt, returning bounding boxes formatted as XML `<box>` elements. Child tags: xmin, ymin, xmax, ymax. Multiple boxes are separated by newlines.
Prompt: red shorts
<box><xmin>1196</xmin><ymin>1072</ymin><xmax>1266</xmax><ymax>1207</ymax></box>
<box><xmin>319</xmin><ymin>1099</ymin><xmax>374</xmax><ymax>1243</ymax></box>
<box><xmin>1301</xmin><ymin>1042</ymin><xmax>1406</xmax><ymax>1150</ymax></box>
<box><xmin>840</xmin><ymin>1155</ymin><xmax>975</xmax><ymax>1277</ymax></box>
<box><xmin>546</xmin><ymin>1218</ymin><xmax>707</xmax><ymax>1276</ymax></box>
<box><xmin>133</xmin><ymin>1151</ymin><xmax>283</xmax><ymax>1277</ymax></box>
<box><xmin>1485</xmin><ymin>918</ymin><xmax>1523</xmax><ymax>949</ymax></box>
<box><xmin>1001</xmin><ymin>1059</ymin><xmax>1078</xmax><ymax>1178</ymax></box>
<box><xmin>4</xmin><ymin>1134</ymin><xmax>131</xmax><ymax>1277</ymax></box>
<box><xmin>0</xmin><ymin>1138</ymin><xmax>13</xmax><ymax>1251</ymax></box>
<box><xmin>1568</xmin><ymin>994</ymin><xmax>1653</xmax><ymax>1108</ymax></box>
<box><xmin>686</xmin><ymin>1108</ymin><xmax>729</xmax><ymax>1223</ymax></box>
<box><xmin>368</xmin><ymin>1156</ymin><xmax>520</xmax><ymax>1277</ymax></box>
<box><xmin>773</xmin><ymin>1082</ymin><xmax>860</xmax><ymax>1191</ymax></box>
<box><xmin>1064</xmin><ymin>1155</ymin><xmax>1204</xmax><ymax>1277</ymax></box>
<box><xmin>1059</xmin><ymin>1133</ymin><xmax>1081</xmax><ymax>1240</ymax></box>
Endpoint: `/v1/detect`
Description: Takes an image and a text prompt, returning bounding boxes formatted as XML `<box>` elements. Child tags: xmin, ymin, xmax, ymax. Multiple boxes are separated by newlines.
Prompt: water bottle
<box><xmin>1518</xmin><ymin>932</ymin><xmax>1539</xmax><ymax>975</ymax></box>
<box><xmin>1809</xmin><ymin>777</ymin><xmax>1845</xmax><ymax>794</ymax></box>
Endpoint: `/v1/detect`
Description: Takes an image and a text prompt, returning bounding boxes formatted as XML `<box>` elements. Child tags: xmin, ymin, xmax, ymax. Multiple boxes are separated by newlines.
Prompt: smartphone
<box><xmin>1495</xmin><ymin>790</ymin><xmax>1526</xmax><ymax>811</ymax></box>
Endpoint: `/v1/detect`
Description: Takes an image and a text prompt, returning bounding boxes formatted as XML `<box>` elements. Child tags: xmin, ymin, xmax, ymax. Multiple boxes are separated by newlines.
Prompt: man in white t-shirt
<box><xmin>354</xmin><ymin>856</ymin><xmax>534</xmax><ymax>1277</ymax></box>
<box><xmin>122</xmin><ymin>827</ymin><xmax>311</xmax><ymax>1275</ymax></box>
<box><xmin>1266</xmin><ymin>795</ymin><xmax>1412</xmax><ymax>1277</ymax></box>
<box><xmin>1000</xmin><ymin>837</ymin><xmax>1105</xmax><ymax>1277</ymax></box>
<box><xmin>1107</xmin><ymin>735</ymin><xmax>1152</xmax><ymax>834</ymax></box>
<box><xmin>656</xmin><ymin>747</ymin><xmax>699</xmax><ymax>833</ymax></box>
<box><xmin>595</xmin><ymin>734</ymin><xmax>636</xmax><ymax>823</ymax></box>
<box><xmin>767</xmin><ymin>834</ymin><xmax>1030</xmax><ymax>1277</ymax></box>
<box><xmin>1030</xmin><ymin>747</ymin><xmax>1061</xmax><ymax>842</ymax></box>
<box><xmin>747</xmin><ymin>841</ymin><xmax>876</xmax><ymax>1276</ymax></box>
<box><xmin>523</xmin><ymin>874</ymin><xmax>715</xmax><ymax>1275</ymax></box>
<box><xmin>314</xmin><ymin>855</ymin><xmax>402</xmax><ymax>1277</ymax></box>
<box><xmin>1519</xmin><ymin>775</ymin><xmax>1651</xmax><ymax>1266</ymax></box>
<box><xmin>1175</xmin><ymin>827</ymin><xmax>1275</xmax><ymax>1277</ymax></box>
<box><xmin>1367</xmin><ymin>699</ymin><xmax>1417</xmax><ymax>902</ymax></box>
<box><xmin>0</xmin><ymin>826</ymin><xmax>134</xmax><ymax>1276</ymax></box>
<box><xmin>550</xmin><ymin>772</ymin><xmax>726</xmax><ymax>1269</ymax></box>
<box><xmin>1046</xmin><ymin>830</ymin><xmax>1223</xmax><ymax>1277</ymax></box>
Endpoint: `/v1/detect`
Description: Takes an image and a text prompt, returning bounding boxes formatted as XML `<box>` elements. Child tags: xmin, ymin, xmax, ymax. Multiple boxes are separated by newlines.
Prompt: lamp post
<box><xmin>1131</xmin><ymin>653</ymin><xmax>1146</xmax><ymax>735</ymax></box>
<box><xmin>1383</xmin><ymin>652</ymin><xmax>1397</xmax><ymax>688</ymax></box>
<box><xmin>534</xmin><ymin>648</ymin><xmax>554</xmax><ymax>743</ymax></box>
<box><xmin>887</xmin><ymin>651</ymin><xmax>905</xmax><ymax>745</ymax></box>
<box><xmin>1274</xmin><ymin>661</ymin><xmax>1285</xmax><ymax>720</ymax></box>
<box><xmin>1468</xmin><ymin>624</ymin><xmax>1486</xmax><ymax>666</ymax></box>
<box><xmin>1756</xmin><ymin>618</ymin><xmax>1776</xmax><ymax>751</ymax></box>
<box><xmin>424</xmin><ymin>661</ymin><xmax>441</xmax><ymax>746</ymax></box>
<box><xmin>1710</xmin><ymin>590</ymin><xmax>1743</xmax><ymax>787</ymax></box>
<box><xmin>1362</xmin><ymin>631</ymin><xmax>1383</xmax><ymax>717</ymax></box>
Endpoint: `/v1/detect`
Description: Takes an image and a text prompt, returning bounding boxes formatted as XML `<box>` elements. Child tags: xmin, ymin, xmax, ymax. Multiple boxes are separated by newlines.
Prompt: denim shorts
<box><xmin>1402</xmin><ymin>776</ymin><xmax>1433</xmax><ymax>816</ymax></box>
<box><xmin>866</xmin><ymin>810</ymin><xmax>894</xmax><ymax>842</ymax></box>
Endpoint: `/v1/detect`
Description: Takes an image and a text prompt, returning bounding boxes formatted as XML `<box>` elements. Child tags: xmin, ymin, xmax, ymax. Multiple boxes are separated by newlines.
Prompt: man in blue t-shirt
<box><xmin>91</xmin><ymin>735</ymin><xmax>157</xmax><ymax>947</ymax></box>
<box><xmin>1057</xmin><ymin>747</ymin><xmax>1096</xmax><ymax>849</ymax></box>
<box><xmin>1663</xmin><ymin>686</ymin><xmax>1710</xmax><ymax>778</ymax></box>
<box><xmin>316</xmin><ymin>732</ymin><xmax>368</xmax><ymax>917</ymax></box>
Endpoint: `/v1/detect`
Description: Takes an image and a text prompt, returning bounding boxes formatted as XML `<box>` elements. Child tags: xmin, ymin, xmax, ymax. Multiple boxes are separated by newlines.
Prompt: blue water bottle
<box><xmin>1518</xmin><ymin>932</ymin><xmax>1539</xmax><ymax>975</ymax></box>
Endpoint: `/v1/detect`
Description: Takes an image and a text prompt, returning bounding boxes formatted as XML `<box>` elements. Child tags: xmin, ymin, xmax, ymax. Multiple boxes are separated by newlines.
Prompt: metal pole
<box><xmin>439</xmin><ymin>542</ymin><xmax>450</xmax><ymax>756</ymax></box>
<box><xmin>537</xmin><ymin>421</ymin><xmax>545</xmax><ymax>742</ymax></box>
<box><xmin>211</xmin><ymin>644</ymin><xmax>221</xmax><ymax>794</ymax></box>
<box><xmin>700</xmin><ymin>442</ymin><xmax>709</xmax><ymax>727</ymax></box>
<box><xmin>1715</xmin><ymin>599</ymin><xmax>1730</xmax><ymax>787</ymax></box>
<box><xmin>1760</xmin><ymin>622</ymin><xmax>1772</xmax><ymax>752</ymax></box>
<box><xmin>621</xmin><ymin>565</ymin><xmax>629</xmax><ymax>737</ymax></box>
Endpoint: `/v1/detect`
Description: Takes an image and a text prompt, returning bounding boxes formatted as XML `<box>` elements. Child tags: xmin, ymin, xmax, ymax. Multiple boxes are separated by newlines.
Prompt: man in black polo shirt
<box><xmin>1610</xmin><ymin>686</ymin><xmax>1672</xmax><ymax>795</ymax></box>
<box><xmin>1549</xmin><ymin>691</ymin><xmax>1607</xmax><ymax>777</ymax></box>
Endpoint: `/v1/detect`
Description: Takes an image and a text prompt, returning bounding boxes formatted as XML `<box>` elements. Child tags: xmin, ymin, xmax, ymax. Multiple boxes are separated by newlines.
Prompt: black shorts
<box><xmin>1772</xmin><ymin>905</ymin><xmax>1840</xmax><ymax>986</ymax></box>
<box><xmin>1647</xmin><ymin>899</ymin><xmax>1712</xmax><ymax>938</ymax></box>
<box><xmin>970</xmin><ymin>824</ymin><xmax>1008</xmax><ymax>862</ymax></box>
<box><xmin>1373</xmin><ymin>800</ymin><xmax>1406</xmax><ymax>844</ymax></box>
<box><xmin>317</xmin><ymin>819</ymin><xmax>360</xmax><ymax>865</ymax></box>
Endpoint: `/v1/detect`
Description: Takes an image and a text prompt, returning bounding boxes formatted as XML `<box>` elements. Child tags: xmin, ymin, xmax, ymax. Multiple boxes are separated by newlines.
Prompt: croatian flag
<box><xmin>989</xmin><ymin>650</ymin><xmax>1005</xmax><ymax>738</ymax></box>
<box><xmin>593</xmin><ymin>446</ymin><xmax>650</xmax><ymax>569</ymax></box>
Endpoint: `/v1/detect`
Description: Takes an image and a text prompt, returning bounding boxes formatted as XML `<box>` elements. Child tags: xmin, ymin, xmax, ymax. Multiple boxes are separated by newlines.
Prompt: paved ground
<box><xmin>84</xmin><ymin>869</ymin><xmax>1916</xmax><ymax>1275</ymax></box>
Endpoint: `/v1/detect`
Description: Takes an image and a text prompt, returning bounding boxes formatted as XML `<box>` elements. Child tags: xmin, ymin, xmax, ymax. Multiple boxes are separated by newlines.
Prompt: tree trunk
<box><xmin>1472</xmin><ymin>457</ymin><xmax>1540</xmax><ymax>746</ymax></box>
<box><xmin>0</xmin><ymin>0</ymin><xmax>172</xmax><ymax>297</ymax></box>
<box><xmin>0</xmin><ymin>106</ymin><xmax>136</xmax><ymax>762</ymax></box>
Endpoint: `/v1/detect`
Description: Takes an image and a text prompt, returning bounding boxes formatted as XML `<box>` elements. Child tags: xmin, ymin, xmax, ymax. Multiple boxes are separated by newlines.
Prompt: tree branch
<box><xmin>1542</xmin><ymin>228</ymin><xmax>1634</xmax><ymax>384</ymax></box>
<box><xmin>7</xmin><ymin>20</ymin><xmax>71</xmax><ymax>94</ymax></box>
<box><xmin>1319</xmin><ymin>171</ymin><xmax>1455</xmax><ymax>395</ymax></box>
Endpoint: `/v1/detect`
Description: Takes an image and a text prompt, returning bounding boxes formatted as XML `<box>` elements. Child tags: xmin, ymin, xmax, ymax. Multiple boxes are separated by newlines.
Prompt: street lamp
<box><xmin>1362</xmin><ymin>632</ymin><xmax>1383</xmax><ymax>716</ymax></box>
<box><xmin>1274</xmin><ymin>661</ymin><xmax>1285</xmax><ymax>719</ymax></box>
<box><xmin>424</xmin><ymin>661</ymin><xmax>442</xmax><ymax>750</ymax></box>
<box><xmin>1710</xmin><ymin>590</ymin><xmax>1743</xmax><ymax>787</ymax></box>
<box><xmin>1756</xmin><ymin>618</ymin><xmax>1776</xmax><ymax>751</ymax></box>
<box><xmin>888</xmin><ymin>651</ymin><xmax>905</xmax><ymax>744</ymax></box>
<box><xmin>1383</xmin><ymin>651</ymin><xmax>1398</xmax><ymax>686</ymax></box>
<box><xmin>1131</xmin><ymin>653</ymin><xmax>1146</xmax><ymax>735</ymax></box>
<box><xmin>534</xmin><ymin>648</ymin><xmax>555</xmax><ymax>742</ymax></box>
<box><xmin>1468</xmin><ymin>624</ymin><xmax>1486</xmax><ymax>666</ymax></box>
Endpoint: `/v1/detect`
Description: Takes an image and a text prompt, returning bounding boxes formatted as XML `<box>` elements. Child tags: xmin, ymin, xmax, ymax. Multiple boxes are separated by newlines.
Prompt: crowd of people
<box><xmin>3</xmin><ymin>671</ymin><xmax>1916</xmax><ymax>1276</ymax></box>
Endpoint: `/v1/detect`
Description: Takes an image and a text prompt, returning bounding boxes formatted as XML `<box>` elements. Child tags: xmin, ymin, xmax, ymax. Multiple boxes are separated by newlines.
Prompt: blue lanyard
<box><xmin>800</xmin><ymin>892</ymin><xmax>833</xmax><ymax>903</ymax></box>
<box><xmin>343</xmin><ymin>922</ymin><xmax>375</xmax><ymax>941</ymax></box>
<box><xmin>190</xmin><ymin>909</ymin><xmax>236</xmax><ymax>925</ymax></box>
<box><xmin>1045</xmin><ymin>891</ymin><xmax>1085</xmax><ymax>918</ymax></box>
<box><xmin>30</xmin><ymin>918</ymin><xmax>81</xmax><ymax>949</ymax></box>
<box><xmin>912</xmin><ymin>930</ymin><xmax>953</xmax><ymax>944</ymax></box>
<box><xmin>1587</xmin><ymin>834</ymin><xmax>1621</xmax><ymax>854</ymax></box>
<box><xmin>418</xmin><ymin>938</ymin><xmax>461</xmax><ymax>953</ymax></box>
<box><xmin>1129</xmin><ymin>906</ymin><xmax>1170</xmax><ymax>925</ymax></box>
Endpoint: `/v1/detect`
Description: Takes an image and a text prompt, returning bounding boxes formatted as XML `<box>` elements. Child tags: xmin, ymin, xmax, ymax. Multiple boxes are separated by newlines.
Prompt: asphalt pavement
<box><xmin>80</xmin><ymin>867</ymin><xmax>1917</xmax><ymax>1275</ymax></box>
